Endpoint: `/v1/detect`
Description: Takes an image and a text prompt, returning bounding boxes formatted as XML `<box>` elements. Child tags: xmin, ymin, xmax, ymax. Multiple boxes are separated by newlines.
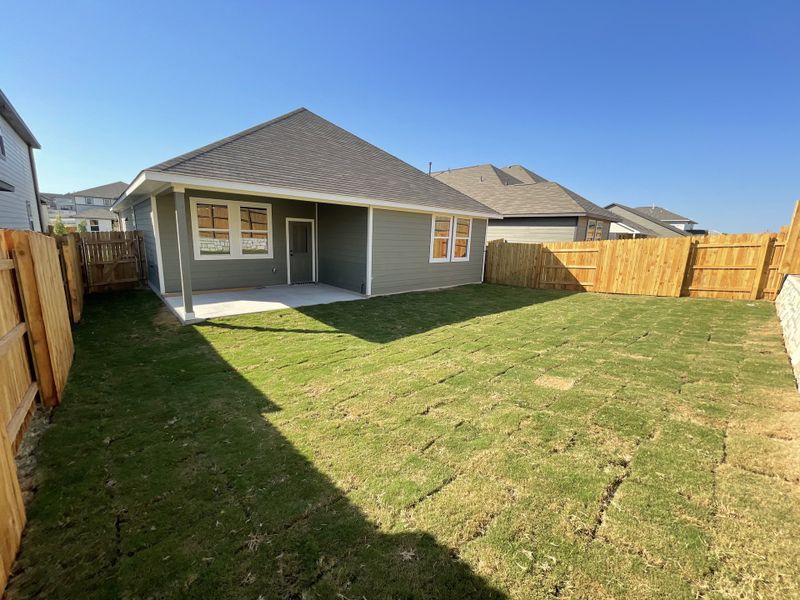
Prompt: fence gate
<box><xmin>77</xmin><ymin>231</ymin><xmax>146</xmax><ymax>292</ymax></box>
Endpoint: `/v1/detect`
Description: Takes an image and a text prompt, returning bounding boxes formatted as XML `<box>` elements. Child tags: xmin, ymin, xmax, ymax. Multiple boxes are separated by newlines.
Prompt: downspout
<box><xmin>28</xmin><ymin>145</ymin><xmax>46</xmax><ymax>232</ymax></box>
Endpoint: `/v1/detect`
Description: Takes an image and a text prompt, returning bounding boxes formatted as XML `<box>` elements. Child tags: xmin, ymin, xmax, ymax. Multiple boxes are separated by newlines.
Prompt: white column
<box><xmin>173</xmin><ymin>186</ymin><xmax>194</xmax><ymax>320</ymax></box>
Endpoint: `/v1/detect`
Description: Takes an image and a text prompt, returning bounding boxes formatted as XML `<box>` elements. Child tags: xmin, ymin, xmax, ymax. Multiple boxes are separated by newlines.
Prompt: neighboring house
<box><xmin>0</xmin><ymin>89</ymin><xmax>46</xmax><ymax>231</ymax></box>
<box><xmin>112</xmin><ymin>108</ymin><xmax>498</xmax><ymax>320</ymax></box>
<box><xmin>605</xmin><ymin>203</ymin><xmax>690</xmax><ymax>238</ymax></box>
<box><xmin>43</xmin><ymin>181</ymin><xmax>126</xmax><ymax>232</ymax></box>
<box><xmin>634</xmin><ymin>205</ymin><xmax>697</xmax><ymax>232</ymax></box>
<box><xmin>432</xmin><ymin>164</ymin><xmax>617</xmax><ymax>243</ymax></box>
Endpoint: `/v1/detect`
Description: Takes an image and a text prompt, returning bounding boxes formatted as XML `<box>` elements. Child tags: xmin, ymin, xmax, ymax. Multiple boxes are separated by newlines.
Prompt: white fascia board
<box><xmin>116</xmin><ymin>171</ymin><xmax>500</xmax><ymax>219</ymax></box>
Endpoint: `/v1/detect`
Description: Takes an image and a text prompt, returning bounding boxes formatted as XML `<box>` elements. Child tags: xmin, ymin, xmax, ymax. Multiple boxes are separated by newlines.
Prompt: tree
<box><xmin>52</xmin><ymin>215</ymin><xmax>67</xmax><ymax>235</ymax></box>
<box><xmin>78</xmin><ymin>219</ymin><xmax>88</xmax><ymax>233</ymax></box>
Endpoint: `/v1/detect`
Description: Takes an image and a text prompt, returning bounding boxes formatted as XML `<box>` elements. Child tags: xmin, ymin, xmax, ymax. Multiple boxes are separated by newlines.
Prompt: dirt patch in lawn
<box><xmin>535</xmin><ymin>375</ymin><xmax>575</xmax><ymax>390</ymax></box>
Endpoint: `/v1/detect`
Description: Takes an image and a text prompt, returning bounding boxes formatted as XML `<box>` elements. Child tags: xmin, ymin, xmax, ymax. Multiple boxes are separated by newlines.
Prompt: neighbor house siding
<box><xmin>371</xmin><ymin>209</ymin><xmax>486</xmax><ymax>296</ymax></box>
<box><xmin>487</xmin><ymin>217</ymin><xmax>578</xmax><ymax>243</ymax></box>
<box><xmin>132</xmin><ymin>198</ymin><xmax>159</xmax><ymax>290</ymax></box>
<box><xmin>0</xmin><ymin>113</ymin><xmax>41</xmax><ymax>231</ymax></box>
<box><xmin>317</xmin><ymin>203</ymin><xmax>367</xmax><ymax>293</ymax></box>
<box><xmin>155</xmin><ymin>189</ymin><xmax>315</xmax><ymax>293</ymax></box>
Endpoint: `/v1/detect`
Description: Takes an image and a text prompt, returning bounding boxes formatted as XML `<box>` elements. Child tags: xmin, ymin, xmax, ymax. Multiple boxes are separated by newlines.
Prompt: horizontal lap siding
<box><xmin>0</xmin><ymin>115</ymin><xmax>40</xmax><ymax>231</ymax></box>
<box><xmin>318</xmin><ymin>204</ymin><xmax>367</xmax><ymax>293</ymax></box>
<box><xmin>371</xmin><ymin>209</ymin><xmax>486</xmax><ymax>295</ymax></box>
<box><xmin>132</xmin><ymin>199</ymin><xmax>159</xmax><ymax>289</ymax></box>
<box><xmin>156</xmin><ymin>190</ymin><xmax>315</xmax><ymax>293</ymax></box>
<box><xmin>488</xmin><ymin>217</ymin><xmax>577</xmax><ymax>243</ymax></box>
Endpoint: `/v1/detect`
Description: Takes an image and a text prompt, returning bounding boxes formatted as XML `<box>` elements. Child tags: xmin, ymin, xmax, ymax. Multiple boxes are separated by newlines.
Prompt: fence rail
<box><xmin>486</xmin><ymin>201</ymin><xmax>800</xmax><ymax>301</ymax></box>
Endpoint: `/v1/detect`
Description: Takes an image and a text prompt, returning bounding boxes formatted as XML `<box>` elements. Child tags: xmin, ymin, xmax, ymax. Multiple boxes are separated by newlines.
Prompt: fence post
<box><xmin>750</xmin><ymin>234</ymin><xmax>773</xmax><ymax>300</ymax></box>
<box><xmin>675</xmin><ymin>236</ymin><xmax>695</xmax><ymax>297</ymax></box>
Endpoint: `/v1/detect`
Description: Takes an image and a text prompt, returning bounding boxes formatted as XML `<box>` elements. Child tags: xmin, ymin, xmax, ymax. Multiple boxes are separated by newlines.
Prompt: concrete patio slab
<box><xmin>164</xmin><ymin>284</ymin><xmax>364</xmax><ymax>323</ymax></box>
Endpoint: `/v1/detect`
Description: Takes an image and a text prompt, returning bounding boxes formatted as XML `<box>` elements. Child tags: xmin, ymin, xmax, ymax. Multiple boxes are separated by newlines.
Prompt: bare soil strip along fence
<box><xmin>0</xmin><ymin>229</ymin><xmax>147</xmax><ymax>594</ymax></box>
<box><xmin>0</xmin><ymin>230</ymin><xmax>74</xmax><ymax>593</ymax></box>
<box><xmin>486</xmin><ymin>201</ymin><xmax>800</xmax><ymax>301</ymax></box>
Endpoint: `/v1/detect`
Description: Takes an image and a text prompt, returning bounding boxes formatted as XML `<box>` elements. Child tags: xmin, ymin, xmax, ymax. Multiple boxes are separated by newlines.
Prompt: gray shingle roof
<box><xmin>605</xmin><ymin>204</ymin><xmax>689</xmax><ymax>237</ymax></box>
<box><xmin>73</xmin><ymin>181</ymin><xmax>129</xmax><ymax>199</ymax></box>
<box><xmin>146</xmin><ymin>108</ymin><xmax>497</xmax><ymax>217</ymax></box>
<box><xmin>634</xmin><ymin>205</ymin><xmax>696</xmax><ymax>224</ymax></box>
<box><xmin>75</xmin><ymin>207</ymin><xmax>118</xmax><ymax>220</ymax></box>
<box><xmin>432</xmin><ymin>164</ymin><xmax>617</xmax><ymax>220</ymax></box>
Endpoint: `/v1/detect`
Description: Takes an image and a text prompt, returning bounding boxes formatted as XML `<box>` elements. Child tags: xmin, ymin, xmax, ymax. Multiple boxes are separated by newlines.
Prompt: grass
<box><xmin>7</xmin><ymin>284</ymin><xmax>800</xmax><ymax>599</ymax></box>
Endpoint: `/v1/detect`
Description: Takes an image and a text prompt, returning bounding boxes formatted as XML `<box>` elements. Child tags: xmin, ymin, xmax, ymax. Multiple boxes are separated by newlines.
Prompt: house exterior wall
<box><xmin>317</xmin><ymin>203</ymin><xmax>367</xmax><ymax>293</ymax></box>
<box><xmin>488</xmin><ymin>217</ymin><xmax>578</xmax><ymax>243</ymax></box>
<box><xmin>132</xmin><ymin>198</ymin><xmax>160</xmax><ymax>289</ymax></box>
<box><xmin>0</xmin><ymin>113</ymin><xmax>41</xmax><ymax>231</ymax></box>
<box><xmin>776</xmin><ymin>275</ymin><xmax>800</xmax><ymax>391</ymax></box>
<box><xmin>155</xmin><ymin>189</ymin><xmax>316</xmax><ymax>293</ymax></box>
<box><xmin>371</xmin><ymin>209</ymin><xmax>486</xmax><ymax>295</ymax></box>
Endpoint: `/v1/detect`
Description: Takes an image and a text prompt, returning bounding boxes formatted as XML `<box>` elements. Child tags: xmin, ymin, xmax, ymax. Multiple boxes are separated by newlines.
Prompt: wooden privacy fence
<box><xmin>0</xmin><ymin>229</ymin><xmax>74</xmax><ymax>594</ymax></box>
<box><xmin>486</xmin><ymin>202</ymin><xmax>800</xmax><ymax>301</ymax></box>
<box><xmin>51</xmin><ymin>231</ymin><xmax>147</xmax><ymax>324</ymax></box>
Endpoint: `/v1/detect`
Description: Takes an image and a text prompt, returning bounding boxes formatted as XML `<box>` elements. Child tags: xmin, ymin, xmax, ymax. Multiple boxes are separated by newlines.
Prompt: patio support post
<box><xmin>173</xmin><ymin>186</ymin><xmax>194</xmax><ymax>320</ymax></box>
<box><xmin>366</xmin><ymin>206</ymin><xmax>373</xmax><ymax>296</ymax></box>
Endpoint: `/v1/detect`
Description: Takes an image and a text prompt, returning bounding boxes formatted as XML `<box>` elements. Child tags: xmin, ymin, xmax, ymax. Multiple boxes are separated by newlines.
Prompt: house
<box><xmin>432</xmin><ymin>164</ymin><xmax>617</xmax><ymax>243</ymax></box>
<box><xmin>604</xmin><ymin>203</ymin><xmax>690</xmax><ymax>238</ymax></box>
<box><xmin>43</xmin><ymin>181</ymin><xmax>126</xmax><ymax>232</ymax></box>
<box><xmin>0</xmin><ymin>89</ymin><xmax>46</xmax><ymax>231</ymax></box>
<box><xmin>634</xmin><ymin>205</ymin><xmax>697</xmax><ymax>232</ymax></box>
<box><xmin>112</xmin><ymin>108</ymin><xmax>499</xmax><ymax>323</ymax></box>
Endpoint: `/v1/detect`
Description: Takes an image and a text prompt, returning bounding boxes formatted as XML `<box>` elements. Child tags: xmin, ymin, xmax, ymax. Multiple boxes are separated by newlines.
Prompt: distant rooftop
<box><xmin>73</xmin><ymin>181</ymin><xmax>129</xmax><ymax>199</ymax></box>
<box><xmin>634</xmin><ymin>205</ymin><xmax>697</xmax><ymax>224</ymax></box>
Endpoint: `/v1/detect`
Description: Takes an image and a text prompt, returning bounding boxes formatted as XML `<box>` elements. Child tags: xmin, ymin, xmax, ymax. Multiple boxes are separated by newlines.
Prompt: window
<box><xmin>0</xmin><ymin>133</ymin><xmax>5</xmax><ymax>159</ymax></box>
<box><xmin>89</xmin><ymin>219</ymin><xmax>100</xmax><ymax>232</ymax></box>
<box><xmin>240</xmin><ymin>206</ymin><xmax>269</xmax><ymax>255</ymax></box>
<box><xmin>430</xmin><ymin>215</ymin><xmax>452</xmax><ymax>262</ymax></box>
<box><xmin>452</xmin><ymin>217</ymin><xmax>472</xmax><ymax>261</ymax></box>
<box><xmin>585</xmin><ymin>219</ymin><xmax>604</xmax><ymax>241</ymax></box>
<box><xmin>429</xmin><ymin>215</ymin><xmax>472</xmax><ymax>263</ymax></box>
<box><xmin>190</xmin><ymin>198</ymin><xmax>273</xmax><ymax>260</ymax></box>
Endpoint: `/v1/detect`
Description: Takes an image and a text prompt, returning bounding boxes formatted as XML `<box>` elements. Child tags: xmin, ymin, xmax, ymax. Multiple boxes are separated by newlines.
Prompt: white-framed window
<box><xmin>430</xmin><ymin>215</ymin><xmax>452</xmax><ymax>262</ymax></box>
<box><xmin>429</xmin><ymin>214</ymin><xmax>472</xmax><ymax>263</ymax></box>
<box><xmin>189</xmin><ymin>197</ymin><xmax>273</xmax><ymax>260</ymax></box>
<box><xmin>452</xmin><ymin>217</ymin><xmax>472</xmax><ymax>261</ymax></box>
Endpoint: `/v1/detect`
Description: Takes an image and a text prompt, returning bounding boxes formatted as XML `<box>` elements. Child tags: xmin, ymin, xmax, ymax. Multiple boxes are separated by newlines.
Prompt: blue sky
<box><xmin>3</xmin><ymin>0</ymin><xmax>798</xmax><ymax>232</ymax></box>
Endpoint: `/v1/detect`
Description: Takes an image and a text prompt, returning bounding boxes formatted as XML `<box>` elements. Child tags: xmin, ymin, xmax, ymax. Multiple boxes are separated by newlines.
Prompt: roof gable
<box><xmin>605</xmin><ymin>204</ymin><xmax>689</xmax><ymax>236</ymax></box>
<box><xmin>634</xmin><ymin>205</ymin><xmax>696</xmax><ymax>224</ymax></box>
<box><xmin>73</xmin><ymin>181</ymin><xmax>129</xmax><ymax>199</ymax></box>
<box><xmin>145</xmin><ymin>109</ymin><xmax>495</xmax><ymax>216</ymax></box>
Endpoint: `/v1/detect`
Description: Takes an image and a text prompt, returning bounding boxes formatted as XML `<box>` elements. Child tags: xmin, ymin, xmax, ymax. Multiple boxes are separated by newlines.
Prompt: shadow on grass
<box><xmin>203</xmin><ymin>283</ymin><xmax>575</xmax><ymax>343</ymax></box>
<box><xmin>8</xmin><ymin>290</ymin><xmax>507</xmax><ymax>599</ymax></box>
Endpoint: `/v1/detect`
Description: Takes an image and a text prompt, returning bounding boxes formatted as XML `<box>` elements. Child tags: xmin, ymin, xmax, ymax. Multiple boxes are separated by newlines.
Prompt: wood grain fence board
<box><xmin>28</xmin><ymin>234</ymin><xmax>73</xmax><ymax>399</ymax></box>
<box><xmin>780</xmin><ymin>200</ymin><xmax>800</xmax><ymax>274</ymax></box>
<box><xmin>0</xmin><ymin>425</ymin><xmax>25</xmax><ymax>595</ymax></box>
<box><xmin>61</xmin><ymin>235</ymin><xmax>84</xmax><ymax>323</ymax></box>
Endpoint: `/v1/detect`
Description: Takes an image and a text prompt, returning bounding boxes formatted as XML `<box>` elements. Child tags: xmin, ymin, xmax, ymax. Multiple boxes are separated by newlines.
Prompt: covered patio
<box><xmin>164</xmin><ymin>283</ymin><xmax>364</xmax><ymax>323</ymax></box>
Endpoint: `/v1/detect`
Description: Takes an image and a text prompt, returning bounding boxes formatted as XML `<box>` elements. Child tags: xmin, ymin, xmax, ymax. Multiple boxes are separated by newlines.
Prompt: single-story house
<box><xmin>112</xmin><ymin>108</ymin><xmax>499</xmax><ymax>322</ymax></box>
<box><xmin>0</xmin><ymin>89</ymin><xmax>47</xmax><ymax>231</ymax></box>
<box><xmin>604</xmin><ymin>203</ymin><xmax>690</xmax><ymax>239</ymax></box>
<box><xmin>431</xmin><ymin>164</ymin><xmax>617</xmax><ymax>243</ymax></box>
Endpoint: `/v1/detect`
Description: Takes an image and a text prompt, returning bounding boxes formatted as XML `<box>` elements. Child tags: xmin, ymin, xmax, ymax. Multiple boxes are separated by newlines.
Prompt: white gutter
<box><xmin>113</xmin><ymin>170</ymin><xmax>501</xmax><ymax>219</ymax></box>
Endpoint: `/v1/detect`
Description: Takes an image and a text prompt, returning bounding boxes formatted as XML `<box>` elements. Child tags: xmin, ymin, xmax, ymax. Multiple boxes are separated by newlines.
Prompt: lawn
<box><xmin>7</xmin><ymin>284</ymin><xmax>800</xmax><ymax>599</ymax></box>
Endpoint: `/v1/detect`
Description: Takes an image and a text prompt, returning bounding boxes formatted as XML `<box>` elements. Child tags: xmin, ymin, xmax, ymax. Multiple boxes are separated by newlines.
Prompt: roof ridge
<box><xmin>606</xmin><ymin>203</ymin><xmax>689</xmax><ymax>235</ymax></box>
<box><xmin>150</xmin><ymin>107</ymin><xmax>309</xmax><ymax>172</ymax></box>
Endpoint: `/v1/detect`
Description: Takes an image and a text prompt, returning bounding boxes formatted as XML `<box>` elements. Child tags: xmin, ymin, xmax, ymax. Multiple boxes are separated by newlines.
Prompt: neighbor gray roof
<box><xmin>0</xmin><ymin>88</ymin><xmax>40</xmax><ymax>149</ymax></box>
<box><xmin>73</xmin><ymin>181</ymin><xmax>129</xmax><ymax>199</ymax></box>
<box><xmin>605</xmin><ymin>204</ymin><xmax>689</xmax><ymax>237</ymax></box>
<box><xmin>143</xmin><ymin>108</ymin><xmax>497</xmax><ymax>217</ymax></box>
<box><xmin>432</xmin><ymin>164</ymin><xmax>617</xmax><ymax>220</ymax></box>
<box><xmin>634</xmin><ymin>205</ymin><xmax>696</xmax><ymax>224</ymax></box>
<box><xmin>75</xmin><ymin>207</ymin><xmax>118</xmax><ymax>220</ymax></box>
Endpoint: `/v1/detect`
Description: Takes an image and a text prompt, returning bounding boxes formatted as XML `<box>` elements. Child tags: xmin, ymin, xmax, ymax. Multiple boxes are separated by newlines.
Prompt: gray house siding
<box><xmin>156</xmin><ymin>189</ymin><xmax>316</xmax><ymax>293</ymax></box>
<box><xmin>132</xmin><ymin>198</ymin><xmax>159</xmax><ymax>289</ymax></box>
<box><xmin>317</xmin><ymin>203</ymin><xmax>367</xmax><ymax>293</ymax></box>
<box><xmin>487</xmin><ymin>217</ymin><xmax>578</xmax><ymax>243</ymax></box>
<box><xmin>0</xmin><ymin>113</ymin><xmax>41</xmax><ymax>231</ymax></box>
<box><xmin>371</xmin><ymin>209</ymin><xmax>486</xmax><ymax>296</ymax></box>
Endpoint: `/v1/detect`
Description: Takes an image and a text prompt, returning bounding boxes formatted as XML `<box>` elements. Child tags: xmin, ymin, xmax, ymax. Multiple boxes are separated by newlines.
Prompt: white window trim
<box><xmin>429</xmin><ymin>214</ymin><xmax>453</xmax><ymax>263</ymax></box>
<box><xmin>189</xmin><ymin>197</ymin><xmax>273</xmax><ymax>261</ymax></box>
<box><xmin>452</xmin><ymin>217</ymin><xmax>472</xmax><ymax>262</ymax></box>
<box><xmin>429</xmin><ymin>214</ymin><xmax>472</xmax><ymax>263</ymax></box>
